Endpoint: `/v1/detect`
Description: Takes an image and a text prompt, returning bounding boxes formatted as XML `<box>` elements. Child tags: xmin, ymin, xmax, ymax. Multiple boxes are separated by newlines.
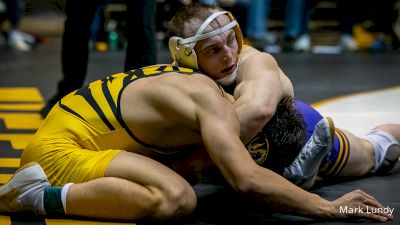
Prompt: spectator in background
<box><xmin>198</xmin><ymin>0</ymin><xmax>277</xmax><ymax>47</ymax></box>
<box><xmin>285</xmin><ymin>0</ymin><xmax>359</xmax><ymax>52</ymax></box>
<box><xmin>0</xmin><ymin>0</ymin><xmax>35</xmax><ymax>51</ymax></box>
<box><xmin>205</xmin><ymin>0</ymin><xmax>359</xmax><ymax>53</ymax></box>
<box><xmin>393</xmin><ymin>13</ymin><xmax>400</xmax><ymax>50</ymax></box>
<box><xmin>89</xmin><ymin>4</ymin><xmax>109</xmax><ymax>52</ymax></box>
<box><xmin>40</xmin><ymin>0</ymin><xmax>157</xmax><ymax>117</ymax></box>
<box><xmin>356</xmin><ymin>0</ymin><xmax>400</xmax><ymax>51</ymax></box>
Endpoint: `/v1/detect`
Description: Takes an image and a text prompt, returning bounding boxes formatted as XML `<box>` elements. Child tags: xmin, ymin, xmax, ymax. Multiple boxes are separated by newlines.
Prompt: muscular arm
<box><xmin>234</xmin><ymin>46</ymin><xmax>294</xmax><ymax>144</ymax></box>
<box><xmin>188</xmin><ymin>77</ymin><xmax>389</xmax><ymax>221</ymax></box>
<box><xmin>193</xmin><ymin>85</ymin><xmax>332</xmax><ymax>217</ymax></box>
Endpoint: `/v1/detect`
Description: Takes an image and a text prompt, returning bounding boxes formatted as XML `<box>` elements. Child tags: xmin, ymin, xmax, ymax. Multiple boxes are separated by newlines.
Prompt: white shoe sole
<box><xmin>284</xmin><ymin>117</ymin><xmax>335</xmax><ymax>189</ymax></box>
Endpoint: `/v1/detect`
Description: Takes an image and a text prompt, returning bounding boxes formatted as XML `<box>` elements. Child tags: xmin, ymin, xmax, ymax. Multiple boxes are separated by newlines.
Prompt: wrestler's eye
<box><xmin>227</xmin><ymin>35</ymin><xmax>234</xmax><ymax>43</ymax></box>
<box><xmin>206</xmin><ymin>47</ymin><xmax>218</xmax><ymax>55</ymax></box>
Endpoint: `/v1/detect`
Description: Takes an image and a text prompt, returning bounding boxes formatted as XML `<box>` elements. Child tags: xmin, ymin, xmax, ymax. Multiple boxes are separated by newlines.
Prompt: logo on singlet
<box><xmin>246</xmin><ymin>135</ymin><xmax>269</xmax><ymax>165</ymax></box>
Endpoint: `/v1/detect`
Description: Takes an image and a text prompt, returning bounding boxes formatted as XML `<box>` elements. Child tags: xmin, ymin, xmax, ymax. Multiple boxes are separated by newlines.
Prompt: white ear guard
<box><xmin>169</xmin><ymin>11</ymin><xmax>243</xmax><ymax>70</ymax></box>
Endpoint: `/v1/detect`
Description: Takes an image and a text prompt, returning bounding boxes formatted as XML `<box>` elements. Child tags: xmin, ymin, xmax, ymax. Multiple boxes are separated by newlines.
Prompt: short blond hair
<box><xmin>167</xmin><ymin>3</ymin><xmax>224</xmax><ymax>38</ymax></box>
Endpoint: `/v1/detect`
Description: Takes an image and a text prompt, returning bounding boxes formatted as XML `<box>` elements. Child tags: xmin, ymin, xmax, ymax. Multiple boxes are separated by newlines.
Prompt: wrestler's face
<box><xmin>186</xmin><ymin>15</ymin><xmax>239</xmax><ymax>80</ymax></box>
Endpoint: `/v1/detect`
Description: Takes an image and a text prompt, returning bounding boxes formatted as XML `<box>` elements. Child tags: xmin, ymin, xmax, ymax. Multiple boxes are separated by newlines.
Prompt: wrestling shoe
<box><xmin>283</xmin><ymin>117</ymin><xmax>335</xmax><ymax>189</ymax></box>
<box><xmin>376</xmin><ymin>144</ymin><xmax>400</xmax><ymax>175</ymax></box>
<box><xmin>0</xmin><ymin>162</ymin><xmax>50</xmax><ymax>214</ymax></box>
<box><xmin>8</xmin><ymin>30</ymin><xmax>35</xmax><ymax>51</ymax></box>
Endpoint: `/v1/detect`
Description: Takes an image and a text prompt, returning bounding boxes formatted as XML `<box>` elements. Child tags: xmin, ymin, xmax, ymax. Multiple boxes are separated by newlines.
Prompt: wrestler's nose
<box><xmin>221</xmin><ymin>46</ymin><xmax>233</xmax><ymax>63</ymax></box>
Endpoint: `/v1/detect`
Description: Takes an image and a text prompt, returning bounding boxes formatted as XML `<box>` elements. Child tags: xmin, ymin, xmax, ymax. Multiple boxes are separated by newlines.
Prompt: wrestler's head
<box><xmin>167</xmin><ymin>3</ymin><xmax>243</xmax><ymax>85</ymax></box>
<box><xmin>247</xmin><ymin>96</ymin><xmax>306</xmax><ymax>175</ymax></box>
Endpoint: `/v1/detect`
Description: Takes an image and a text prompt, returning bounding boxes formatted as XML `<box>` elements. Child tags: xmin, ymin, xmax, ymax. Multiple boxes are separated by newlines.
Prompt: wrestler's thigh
<box><xmin>105</xmin><ymin>152</ymin><xmax>192</xmax><ymax>191</ymax></box>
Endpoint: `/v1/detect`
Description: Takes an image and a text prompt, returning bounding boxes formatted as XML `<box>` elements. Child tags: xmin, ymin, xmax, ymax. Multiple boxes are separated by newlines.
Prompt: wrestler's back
<box><xmin>120</xmin><ymin>74</ymin><xmax>207</xmax><ymax>154</ymax></box>
<box><xmin>25</xmin><ymin>68</ymin><xmax>217</xmax><ymax>160</ymax></box>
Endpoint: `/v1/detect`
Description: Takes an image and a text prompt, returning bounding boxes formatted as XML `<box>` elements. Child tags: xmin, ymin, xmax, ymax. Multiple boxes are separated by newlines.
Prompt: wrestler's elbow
<box><xmin>230</xmin><ymin>176</ymin><xmax>253</xmax><ymax>194</ymax></box>
<box><xmin>229</xmin><ymin>168</ymin><xmax>261</xmax><ymax>194</ymax></box>
<box><xmin>249</xmin><ymin>103</ymin><xmax>276</xmax><ymax>126</ymax></box>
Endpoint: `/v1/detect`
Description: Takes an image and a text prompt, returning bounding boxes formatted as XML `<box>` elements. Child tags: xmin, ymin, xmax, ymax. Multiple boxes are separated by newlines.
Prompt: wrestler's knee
<box><xmin>374</xmin><ymin>124</ymin><xmax>400</xmax><ymax>140</ymax></box>
<box><xmin>149</xmin><ymin>181</ymin><xmax>197</xmax><ymax>220</ymax></box>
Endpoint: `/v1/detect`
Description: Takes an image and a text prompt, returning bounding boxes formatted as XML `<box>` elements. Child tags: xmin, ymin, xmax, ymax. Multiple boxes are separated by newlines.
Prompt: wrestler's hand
<box><xmin>330</xmin><ymin>189</ymin><xmax>393</xmax><ymax>222</ymax></box>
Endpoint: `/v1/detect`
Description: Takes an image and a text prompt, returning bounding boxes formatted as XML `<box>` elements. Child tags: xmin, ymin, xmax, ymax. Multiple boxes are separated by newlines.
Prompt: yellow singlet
<box><xmin>21</xmin><ymin>65</ymin><xmax>195</xmax><ymax>185</ymax></box>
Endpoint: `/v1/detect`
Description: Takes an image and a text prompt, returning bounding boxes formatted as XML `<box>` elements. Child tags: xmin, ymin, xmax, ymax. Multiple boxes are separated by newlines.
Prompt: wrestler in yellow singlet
<box><xmin>21</xmin><ymin>65</ymin><xmax>195</xmax><ymax>186</ymax></box>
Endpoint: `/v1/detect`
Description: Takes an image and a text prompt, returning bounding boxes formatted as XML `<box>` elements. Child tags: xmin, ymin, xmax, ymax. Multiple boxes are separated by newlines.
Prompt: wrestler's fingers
<box><xmin>358</xmin><ymin>205</ymin><xmax>393</xmax><ymax>221</ymax></box>
<box><xmin>364</xmin><ymin>198</ymin><xmax>391</xmax><ymax>214</ymax></box>
<box><xmin>358</xmin><ymin>190</ymin><xmax>378</xmax><ymax>201</ymax></box>
<box><xmin>353</xmin><ymin>189</ymin><xmax>376</xmax><ymax>200</ymax></box>
<box><xmin>365</xmin><ymin>198</ymin><xmax>384</xmax><ymax>208</ymax></box>
<box><xmin>354</xmin><ymin>189</ymin><xmax>384</xmax><ymax>208</ymax></box>
<box><xmin>359</xmin><ymin>212</ymin><xmax>389</xmax><ymax>222</ymax></box>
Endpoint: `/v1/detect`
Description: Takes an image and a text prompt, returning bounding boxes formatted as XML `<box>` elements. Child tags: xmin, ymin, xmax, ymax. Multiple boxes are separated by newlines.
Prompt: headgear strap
<box><xmin>181</xmin><ymin>11</ymin><xmax>238</xmax><ymax>49</ymax></box>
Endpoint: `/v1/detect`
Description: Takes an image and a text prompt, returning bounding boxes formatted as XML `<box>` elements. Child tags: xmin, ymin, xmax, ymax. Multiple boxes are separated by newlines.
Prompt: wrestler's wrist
<box><xmin>312</xmin><ymin>195</ymin><xmax>337</xmax><ymax>218</ymax></box>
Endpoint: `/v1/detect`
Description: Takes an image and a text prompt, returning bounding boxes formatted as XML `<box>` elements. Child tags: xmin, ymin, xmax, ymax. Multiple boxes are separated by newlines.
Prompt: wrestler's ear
<box><xmin>169</xmin><ymin>36</ymin><xmax>199</xmax><ymax>70</ymax></box>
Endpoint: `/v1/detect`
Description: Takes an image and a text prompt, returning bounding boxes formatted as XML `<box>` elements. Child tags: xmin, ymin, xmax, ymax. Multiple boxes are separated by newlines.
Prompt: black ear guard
<box><xmin>169</xmin><ymin>11</ymin><xmax>243</xmax><ymax>70</ymax></box>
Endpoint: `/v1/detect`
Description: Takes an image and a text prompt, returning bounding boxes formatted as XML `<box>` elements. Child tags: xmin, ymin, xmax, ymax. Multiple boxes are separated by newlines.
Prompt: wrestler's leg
<box><xmin>335</xmin><ymin>128</ymin><xmax>375</xmax><ymax>176</ymax></box>
<box><xmin>366</xmin><ymin>124</ymin><xmax>400</xmax><ymax>174</ymax></box>
<box><xmin>65</xmin><ymin>152</ymin><xmax>197</xmax><ymax>220</ymax></box>
<box><xmin>372</xmin><ymin>124</ymin><xmax>400</xmax><ymax>144</ymax></box>
<box><xmin>323</xmin><ymin>124</ymin><xmax>400</xmax><ymax>177</ymax></box>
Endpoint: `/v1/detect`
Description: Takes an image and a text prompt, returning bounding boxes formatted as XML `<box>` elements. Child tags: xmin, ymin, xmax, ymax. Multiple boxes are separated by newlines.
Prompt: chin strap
<box><xmin>216</xmin><ymin>63</ymin><xmax>239</xmax><ymax>86</ymax></box>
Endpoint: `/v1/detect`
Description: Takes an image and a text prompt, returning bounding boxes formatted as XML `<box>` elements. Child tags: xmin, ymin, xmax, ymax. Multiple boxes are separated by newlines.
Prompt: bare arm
<box><xmin>235</xmin><ymin>46</ymin><xmax>294</xmax><ymax>144</ymax></box>
<box><xmin>190</xmin><ymin>80</ymin><xmax>391</xmax><ymax>221</ymax></box>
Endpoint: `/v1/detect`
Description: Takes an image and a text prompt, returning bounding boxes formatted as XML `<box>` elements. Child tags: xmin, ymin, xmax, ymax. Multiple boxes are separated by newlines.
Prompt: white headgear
<box><xmin>169</xmin><ymin>11</ymin><xmax>243</xmax><ymax>70</ymax></box>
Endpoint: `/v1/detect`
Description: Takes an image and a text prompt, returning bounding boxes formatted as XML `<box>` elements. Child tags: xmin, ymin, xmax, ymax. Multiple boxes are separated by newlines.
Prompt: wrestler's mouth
<box><xmin>221</xmin><ymin>64</ymin><xmax>236</xmax><ymax>74</ymax></box>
